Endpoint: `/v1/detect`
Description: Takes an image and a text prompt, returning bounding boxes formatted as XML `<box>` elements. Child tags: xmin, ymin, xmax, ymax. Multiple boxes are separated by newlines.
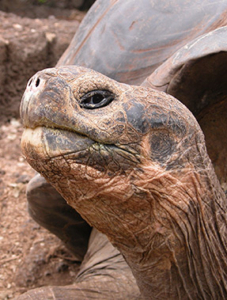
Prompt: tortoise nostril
<box><xmin>35</xmin><ymin>78</ymin><xmax>40</xmax><ymax>87</ymax></box>
<box><xmin>28</xmin><ymin>78</ymin><xmax>33</xmax><ymax>86</ymax></box>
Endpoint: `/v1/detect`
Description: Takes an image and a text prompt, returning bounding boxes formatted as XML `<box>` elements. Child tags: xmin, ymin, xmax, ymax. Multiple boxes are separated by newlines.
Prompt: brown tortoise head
<box><xmin>21</xmin><ymin>65</ymin><xmax>204</xmax><ymax>174</ymax></box>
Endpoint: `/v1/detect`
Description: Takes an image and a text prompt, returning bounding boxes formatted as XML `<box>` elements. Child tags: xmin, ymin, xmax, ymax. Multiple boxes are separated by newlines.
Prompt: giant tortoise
<box><xmin>18</xmin><ymin>0</ymin><xmax>227</xmax><ymax>299</ymax></box>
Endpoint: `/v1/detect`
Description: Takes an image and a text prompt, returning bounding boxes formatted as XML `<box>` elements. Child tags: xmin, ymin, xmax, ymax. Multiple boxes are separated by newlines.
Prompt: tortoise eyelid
<box><xmin>79</xmin><ymin>90</ymin><xmax>115</xmax><ymax>109</ymax></box>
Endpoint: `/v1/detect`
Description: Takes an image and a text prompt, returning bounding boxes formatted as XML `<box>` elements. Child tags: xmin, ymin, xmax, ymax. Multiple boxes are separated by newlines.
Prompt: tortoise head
<box><xmin>21</xmin><ymin>65</ymin><xmax>203</xmax><ymax>177</ymax></box>
<box><xmin>20</xmin><ymin>65</ymin><xmax>209</xmax><ymax>217</ymax></box>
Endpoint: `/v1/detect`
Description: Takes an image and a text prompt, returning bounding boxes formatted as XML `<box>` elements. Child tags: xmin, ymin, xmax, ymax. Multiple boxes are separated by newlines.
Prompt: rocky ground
<box><xmin>0</xmin><ymin>4</ymin><xmax>86</xmax><ymax>299</ymax></box>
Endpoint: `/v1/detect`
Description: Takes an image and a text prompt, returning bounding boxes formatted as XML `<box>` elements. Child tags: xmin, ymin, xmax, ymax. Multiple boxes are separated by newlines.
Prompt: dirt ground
<box><xmin>0</xmin><ymin>120</ymin><xmax>82</xmax><ymax>300</ymax></box>
<box><xmin>0</xmin><ymin>4</ymin><xmax>87</xmax><ymax>300</ymax></box>
<box><xmin>0</xmin><ymin>9</ymin><xmax>84</xmax><ymax>121</ymax></box>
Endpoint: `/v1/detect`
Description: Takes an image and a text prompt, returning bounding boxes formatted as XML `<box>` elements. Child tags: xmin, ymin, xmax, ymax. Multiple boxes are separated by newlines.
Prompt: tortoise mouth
<box><xmin>21</xmin><ymin>126</ymin><xmax>140</xmax><ymax>174</ymax></box>
<box><xmin>21</xmin><ymin>126</ymin><xmax>94</xmax><ymax>160</ymax></box>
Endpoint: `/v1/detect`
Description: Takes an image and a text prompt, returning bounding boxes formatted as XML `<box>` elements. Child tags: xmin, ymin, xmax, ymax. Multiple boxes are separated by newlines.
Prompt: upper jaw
<box><xmin>20</xmin><ymin>68</ymin><xmax>79</xmax><ymax>133</ymax></box>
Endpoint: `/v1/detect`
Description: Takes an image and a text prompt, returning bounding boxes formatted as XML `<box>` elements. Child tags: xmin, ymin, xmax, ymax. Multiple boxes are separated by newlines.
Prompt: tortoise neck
<box><xmin>112</xmin><ymin>163</ymin><xmax>227</xmax><ymax>299</ymax></box>
<box><xmin>53</xmin><ymin>145</ymin><xmax>227</xmax><ymax>299</ymax></box>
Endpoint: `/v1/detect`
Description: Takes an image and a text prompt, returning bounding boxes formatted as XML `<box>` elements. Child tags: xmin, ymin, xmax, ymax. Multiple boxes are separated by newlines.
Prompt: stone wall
<box><xmin>0</xmin><ymin>0</ymin><xmax>95</xmax><ymax>16</ymax></box>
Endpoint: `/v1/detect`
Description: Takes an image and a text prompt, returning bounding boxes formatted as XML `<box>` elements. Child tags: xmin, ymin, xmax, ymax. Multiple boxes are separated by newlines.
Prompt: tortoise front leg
<box><xmin>16</xmin><ymin>229</ymin><xmax>141</xmax><ymax>299</ymax></box>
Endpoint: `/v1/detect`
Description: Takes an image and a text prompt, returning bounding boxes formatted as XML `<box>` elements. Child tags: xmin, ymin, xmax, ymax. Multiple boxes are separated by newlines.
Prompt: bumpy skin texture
<box><xmin>142</xmin><ymin>26</ymin><xmax>227</xmax><ymax>187</ymax></box>
<box><xmin>21</xmin><ymin>66</ymin><xmax>227</xmax><ymax>299</ymax></box>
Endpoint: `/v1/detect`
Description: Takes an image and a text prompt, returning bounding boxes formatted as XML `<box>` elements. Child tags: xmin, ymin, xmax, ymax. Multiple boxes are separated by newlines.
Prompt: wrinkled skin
<box><xmin>20</xmin><ymin>66</ymin><xmax>227</xmax><ymax>299</ymax></box>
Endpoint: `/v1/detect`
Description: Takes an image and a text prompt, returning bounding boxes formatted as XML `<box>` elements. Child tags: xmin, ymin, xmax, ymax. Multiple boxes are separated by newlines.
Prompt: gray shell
<box><xmin>58</xmin><ymin>0</ymin><xmax>227</xmax><ymax>85</ymax></box>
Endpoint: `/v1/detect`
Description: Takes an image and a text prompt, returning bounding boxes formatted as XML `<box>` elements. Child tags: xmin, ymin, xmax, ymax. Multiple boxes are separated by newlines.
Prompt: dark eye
<box><xmin>80</xmin><ymin>90</ymin><xmax>114</xmax><ymax>109</ymax></box>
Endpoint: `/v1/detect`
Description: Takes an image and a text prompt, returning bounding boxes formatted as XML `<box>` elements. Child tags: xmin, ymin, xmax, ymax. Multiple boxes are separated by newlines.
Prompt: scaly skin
<box><xmin>21</xmin><ymin>66</ymin><xmax>227</xmax><ymax>299</ymax></box>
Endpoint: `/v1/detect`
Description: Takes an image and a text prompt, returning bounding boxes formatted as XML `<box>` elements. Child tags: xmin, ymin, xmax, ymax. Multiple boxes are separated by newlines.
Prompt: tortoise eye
<box><xmin>80</xmin><ymin>90</ymin><xmax>114</xmax><ymax>109</ymax></box>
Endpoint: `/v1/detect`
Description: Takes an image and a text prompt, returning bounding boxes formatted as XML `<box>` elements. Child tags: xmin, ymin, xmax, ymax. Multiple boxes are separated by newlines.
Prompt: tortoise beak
<box><xmin>20</xmin><ymin>67</ymin><xmax>77</xmax><ymax>130</ymax></box>
<box><xmin>20</xmin><ymin>73</ymin><xmax>46</xmax><ymax>127</ymax></box>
